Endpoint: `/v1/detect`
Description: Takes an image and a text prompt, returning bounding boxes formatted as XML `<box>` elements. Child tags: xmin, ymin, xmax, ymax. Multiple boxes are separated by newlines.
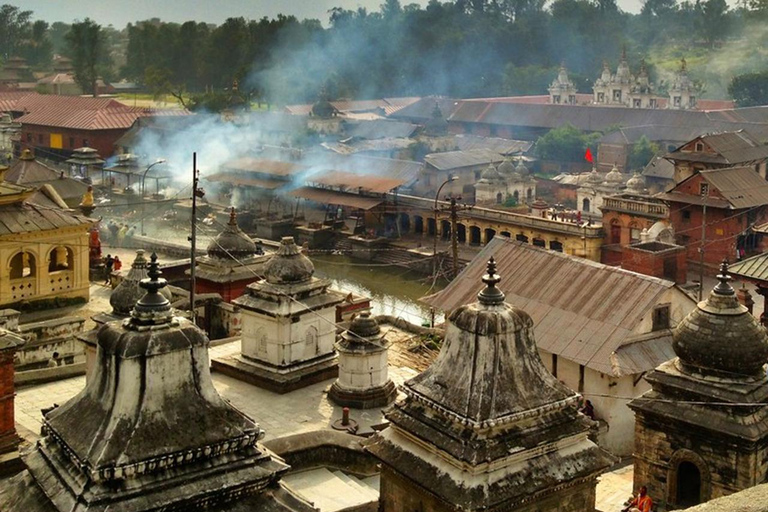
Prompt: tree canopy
<box><xmin>534</xmin><ymin>124</ymin><xmax>602</xmax><ymax>162</ymax></box>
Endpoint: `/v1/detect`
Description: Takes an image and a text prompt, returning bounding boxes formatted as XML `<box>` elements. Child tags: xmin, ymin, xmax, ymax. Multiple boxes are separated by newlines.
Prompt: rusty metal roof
<box><xmin>305</xmin><ymin>171</ymin><xmax>403</xmax><ymax>193</ymax></box>
<box><xmin>290</xmin><ymin>187</ymin><xmax>383</xmax><ymax>210</ymax></box>
<box><xmin>221</xmin><ymin>157</ymin><xmax>305</xmax><ymax>177</ymax></box>
<box><xmin>423</xmin><ymin>238</ymin><xmax>688</xmax><ymax>376</ymax></box>
<box><xmin>0</xmin><ymin>201</ymin><xmax>92</xmax><ymax>236</ymax></box>
<box><xmin>18</xmin><ymin>107</ymin><xmax>146</xmax><ymax>130</ymax></box>
<box><xmin>204</xmin><ymin>172</ymin><xmax>286</xmax><ymax>190</ymax></box>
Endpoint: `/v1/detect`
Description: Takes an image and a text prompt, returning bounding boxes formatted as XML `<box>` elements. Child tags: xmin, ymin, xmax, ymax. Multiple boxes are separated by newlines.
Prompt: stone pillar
<box><xmin>737</xmin><ymin>284</ymin><xmax>754</xmax><ymax>314</ymax></box>
<box><xmin>757</xmin><ymin>286</ymin><xmax>768</xmax><ymax>326</ymax></box>
<box><xmin>330</xmin><ymin>312</ymin><xmax>396</xmax><ymax>409</ymax></box>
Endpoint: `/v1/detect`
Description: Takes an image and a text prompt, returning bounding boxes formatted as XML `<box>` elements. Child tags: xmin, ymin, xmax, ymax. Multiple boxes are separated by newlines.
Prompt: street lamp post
<box><xmin>433</xmin><ymin>176</ymin><xmax>458</xmax><ymax>279</ymax></box>
<box><xmin>141</xmin><ymin>158</ymin><xmax>167</xmax><ymax>236</ymax></box>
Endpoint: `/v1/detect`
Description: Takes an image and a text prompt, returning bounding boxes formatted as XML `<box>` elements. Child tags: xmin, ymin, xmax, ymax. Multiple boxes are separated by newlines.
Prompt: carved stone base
<box><xmin>329</xmin><ymin>379</ymin><xmax>397</xmax><ymax>409</ymax></box>
<box><xmin>212</xmin><ymin>354</ymin><xmax>339</xmax><ymax>394</ymax></box>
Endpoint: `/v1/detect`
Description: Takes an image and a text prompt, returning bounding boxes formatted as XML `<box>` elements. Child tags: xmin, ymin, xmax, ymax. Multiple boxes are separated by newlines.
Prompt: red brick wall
<box><xmin>20</xmin><ymin>124</ymin><xmax>128</xmax><ymax>158</ymax></box>
<box><xmin>622</xmin><ymin>245</ymin><xmax>687</xmax><ymax>283</ymax></box>
<box><xmin>196</xmin><ymin>279</ymin><xmax>251</xmax><ymax>303</ymax></box>
<box><xmin>0</xmin><ymin>351</ymin><xmax>16</xmax><ymax>439</ymax></box>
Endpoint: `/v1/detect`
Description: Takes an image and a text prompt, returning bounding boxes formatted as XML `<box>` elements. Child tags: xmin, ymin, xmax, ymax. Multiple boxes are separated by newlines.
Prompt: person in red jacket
<box><xmin>624</xmin><ymin>486</ymin><xmax>652</xmax><ymax>512</ymax></box>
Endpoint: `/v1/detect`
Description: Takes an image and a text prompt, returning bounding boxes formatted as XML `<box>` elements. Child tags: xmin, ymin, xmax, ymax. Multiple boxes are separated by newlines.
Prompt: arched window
<box><xmin>48</xmin><ymin>246</ymin><xmax>74</xmax><ymax>272</ymax></box>
<box><xmin>611</xmin><ymin>219</ymin><xmax>622</xmax><ymax>245</ymax></box>
<box><xmin>527</xmin><ymin>188</ymin><xmax>533</xmax><ymax>200</ymax></box>
<box><xmin>630</xmin><ymin>222</ymin><xmax>641</xmax><ymax>243</ymax></box>
<box><xmin>582</xmin><ymin>198</ymin><xmax>591</xmax><ymax>212</ymax></box>
<box><xmin>513</xmin><ymin>190</ymin><xmax>520</xmax><ymax>202</ymax></box>
<box><xmin>496</xmin><ymin>192</ymin><xmax>503</xmax><ymax>204</ymax></box>
<box><xmin>10</xmin><ymin>251</ymin><xmax>36</xmax><ymax>278</ymax></box>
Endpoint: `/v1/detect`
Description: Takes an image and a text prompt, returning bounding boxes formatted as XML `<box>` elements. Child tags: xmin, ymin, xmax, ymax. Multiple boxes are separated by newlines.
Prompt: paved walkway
<box><xmin>596</xmin><ymin>463</ymin><xmax>634</xmax><ymax>512</ymax></box>
<box><xmin>15</xmin><ymin>340</ymin><xmax>418</xmax><ymax>444</ymax></box>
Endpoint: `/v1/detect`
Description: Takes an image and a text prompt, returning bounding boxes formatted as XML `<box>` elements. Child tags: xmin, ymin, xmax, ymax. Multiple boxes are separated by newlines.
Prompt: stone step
<box><xmin>332</xmin><ymin>471</ymin><xmax>378</xmax><ymax>501</ymax></box>
<box><xmin>361</xmin><ymin>474</ymin><xmax>380</xmax><ymax>492</ymax></box>
<box><xmin>282</xmin><ymin>467</ymin><xmax>377</xmax><ymax>512</ymax></box>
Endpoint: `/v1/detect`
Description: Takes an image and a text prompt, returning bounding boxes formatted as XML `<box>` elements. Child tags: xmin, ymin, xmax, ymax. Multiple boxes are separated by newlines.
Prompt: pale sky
<box><xmin>19</xmin><ymin>0</ymin><xmax>647</xmax><ymax>27</ymax></box>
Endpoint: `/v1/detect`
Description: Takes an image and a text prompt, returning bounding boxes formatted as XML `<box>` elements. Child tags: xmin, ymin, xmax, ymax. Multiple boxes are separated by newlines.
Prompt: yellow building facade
<box><xmin>0</xmin><ymin>171</ymin><xmax>92</xmax><ymax>308</ymax></box>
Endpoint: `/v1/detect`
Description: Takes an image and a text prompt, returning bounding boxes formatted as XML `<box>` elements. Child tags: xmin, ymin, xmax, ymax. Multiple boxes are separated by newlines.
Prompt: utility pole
<box><xmin>440</xmin><ymin>196</ymin><xmax>471</xmax><ymax>279</ymax></box>
<box><xmin>189</xmin><ymin>152</ymin><xmax>200</xmax><ymax>323</ymax></box>
<box><xmin>699</xmin><ymin>201</ymin><xmax>707</xmax><ymax>301</ymax></box>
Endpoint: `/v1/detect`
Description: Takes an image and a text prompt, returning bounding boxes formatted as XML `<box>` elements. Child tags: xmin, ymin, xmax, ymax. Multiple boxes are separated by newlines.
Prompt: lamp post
<box><xmin>140</xmin><ymin>158</ymin><xmax>167</xmax><ymax>236</ymax></box>
<box><xmin>433</xmin><ymin>176</ymin><xmax>458</xmax><ymax>279</ymax></box>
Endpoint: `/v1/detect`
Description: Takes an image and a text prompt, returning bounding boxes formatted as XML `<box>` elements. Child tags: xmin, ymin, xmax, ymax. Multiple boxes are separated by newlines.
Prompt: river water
<box><xmin>312</xmin><ymin>255</ymin><xmax>446</xmax><ymax>326</ymax></box>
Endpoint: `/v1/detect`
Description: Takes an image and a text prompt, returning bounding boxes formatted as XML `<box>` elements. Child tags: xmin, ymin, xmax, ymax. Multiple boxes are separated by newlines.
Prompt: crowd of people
<box><xmin>103</xmin><ymin>221</ymin><xmax>137</xmax><ymax>248</ymax></box>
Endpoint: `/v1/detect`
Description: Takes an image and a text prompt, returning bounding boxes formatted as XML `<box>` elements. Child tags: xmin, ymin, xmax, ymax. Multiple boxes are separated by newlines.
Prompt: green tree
<box><xmin>21</xmin><ymin>20</ymin><xmax>53</xmax><ymax>68</ymax></box>
<box><xmin>628</xmin><ymin>135</ymin><xmax>659</xmax><ymax>170</ymax></box>
<box><xmin>66</xmin><ymin>19</ymin><xmax>112</xmax><ymax>97</ymax></box>
<box><xmin>0</xmin><ymin>4</ymin><xmax>31</xmax><ymax>59</ymax></box>
<box><xmin>534</xmin><ymin>124</ymin><xmax>601</xmax><ymax>162</ymax></box>
<box><xmin>696</xmin><ymin>0</ymin><xmax>729</xmax><ymax>46</ymax></box>
<box><xmin>728</xmin><ymin>71</ymin><xmax>768</xmax><ymax>107</ymax></box>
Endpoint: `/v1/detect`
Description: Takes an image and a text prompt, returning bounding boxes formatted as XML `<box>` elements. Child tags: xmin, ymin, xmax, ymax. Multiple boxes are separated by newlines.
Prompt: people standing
<box><xmin>104</xmin><ymin>254</ymin><xmax>114</xmax><ymax>285</ymax></box>
<box><xmin>117</xmin><ymin>224</ymin><xmax>128</xmax><ymax>248</ymax></box>
<box><xmin>113</xmin><ymin>256</ymin><xmax>122</xmax><ymax>272</ymax></box>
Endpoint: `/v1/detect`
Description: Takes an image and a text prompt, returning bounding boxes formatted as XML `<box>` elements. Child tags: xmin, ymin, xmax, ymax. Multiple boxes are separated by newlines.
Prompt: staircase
<box><xmin>282</xmin><ymin>467</ymin><xmax>380</xmax><ymax>512</ymax></box>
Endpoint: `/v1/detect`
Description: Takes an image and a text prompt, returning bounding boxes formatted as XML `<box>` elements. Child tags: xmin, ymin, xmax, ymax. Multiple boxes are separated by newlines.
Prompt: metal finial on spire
<box><xmin>229</xmin><ymin>206</ymin><xmax>237</xmax><ymax>225</ymax></box>
<box><xmin>713</xmin><ymin>259</ymin><xmax>734</xmax><ymax>296</ymax></box>
<box><xmin>681</xmin><ymin>57</ymin><xmax>687</xmax><ymax>71</ymax></box>
<box><xmin>132</xmin><ymin>252</ymin><xmax>172</xmax><ymax>325</ymax></box>
<box><xmin>478</xmin><ymin>257</ymin><xmax>505</xmax><ymax>305</ymax></box>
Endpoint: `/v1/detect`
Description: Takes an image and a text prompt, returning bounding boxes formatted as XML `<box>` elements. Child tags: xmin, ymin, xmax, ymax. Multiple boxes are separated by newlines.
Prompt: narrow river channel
<box><xmin>312</xmin><ymin>255</ymin><xmax>446</xmax><ymax>326</ymax></box>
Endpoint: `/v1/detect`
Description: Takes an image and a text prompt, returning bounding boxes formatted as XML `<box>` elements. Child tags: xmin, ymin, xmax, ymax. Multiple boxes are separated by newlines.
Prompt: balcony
<box><xmin>601</xmin><ymin>196</ymin><xmax>669</xmax><ymax>219</ymax></box>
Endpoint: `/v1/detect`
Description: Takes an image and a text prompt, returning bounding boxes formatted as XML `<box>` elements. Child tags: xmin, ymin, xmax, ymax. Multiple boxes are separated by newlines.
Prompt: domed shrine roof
<box><xmin>604</xmin><ymin>165</ymin><xmax>624</xmax><ymax>185</ymax></box>
<box><xmin>110</xmin><ymin>250</ymin><xmax>171</xmax><ymax>315</ymax></box>
<box><xmin>673</xmin><ymin>260</ymin><xmax>768</xmax><ymax>379</ymax></box>
<box><xmin>263</xmin><ymin>236</ymin><xmax>315</xmax><ymax>285</ymax></box>
<box><xmin>479</xmin><ymin>162</ymin><xmax>503</xmax><ymax>182</ymax></box>
<box><xmin>207</xmin><ymin>207</ymin><xmax>257</xmax><ymax>260</ymax></box>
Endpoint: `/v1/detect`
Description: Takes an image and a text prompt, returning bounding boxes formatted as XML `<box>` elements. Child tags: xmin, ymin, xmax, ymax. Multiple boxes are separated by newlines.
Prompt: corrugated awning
<box><xmin>290</xmin><ymin>187</ymin><xmax>383</xmax><ymax>210</ymax></box>
<box><xmin>306</xmin><ymin>171</ymin><xmax>404</xmax><ymax>193</ymax></box>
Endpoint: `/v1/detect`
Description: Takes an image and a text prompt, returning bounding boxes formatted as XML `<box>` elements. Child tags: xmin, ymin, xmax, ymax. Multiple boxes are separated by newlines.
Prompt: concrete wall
<box><xmin>15</xmin><ymin>316</ymin><xmax>85</xmax><ymax>371</ymax></box>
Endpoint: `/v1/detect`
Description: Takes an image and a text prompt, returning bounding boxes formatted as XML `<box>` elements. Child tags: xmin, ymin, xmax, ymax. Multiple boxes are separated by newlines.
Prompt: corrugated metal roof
<box><xmin>701</xmin><ymin>131</ymin><xmax>768</xmax><ymax>163</ymax></box>
<box><xmin>642</xmin><ymin>156</ymin><xmax>675</xmax><ymax>180</ymax></box>
<box><xmin>290</xmin><ymin>187</ymin><xmax>383</xmax><ymax>210</ymax></box>
<box><xmin>610</xmin><ymin>330</ymin><xmax>677</xmax><ymax>376</ymax></box>
<box><xmin>0</xmin><ymin>201</ymin><xmax>91</xmax><ymax>236</ymax></box>
<box><xmin>305</xmin><ymin>171</ymin><xmax>403</xmax><ymax>193</ymax></box>
<box><xmin>730</xmin><ymin>252</ymin><xmax>768</xmax><ymax>282</ymax></box>
<box><xmin>221</xmin><ymin>157</ymin><xmax>305</xmax><ymax>177</ymax></box>
<box><xmin>700</xmin><ymin>166</ymin><xmax>768</xmax><ymax>209</ymax></box>
<box><xmin>203</xmin><ymin>172</ymin><xmax>285</xmax><ymax>190</ymax></box>
<box><xmin>345</xmin><ymin>119</ymin><xmax>418</xmax><ymax>140</ymax></box>
<box><xmin>388</xmin><ymin>96</ymin><xmax>460</xmax><ymax>122</ymax></box>
<box><xmin>424</xmin><ymin>148</ymin><xmax>504</xmax><ymax>171</ymax></box>
<box><xmin>18</xmin><ymin>107</ymin><xmax>146</xmax><ymax>130</ymax></box>
<box><xmin>452</xmin><ymin>134</ymin><xmax>533</xmax><ymax>155</ymax></box>
<box><xmin>423</xmin><ymin>238</ymin><xmax>690</xmax><ymax>376</ymax></box>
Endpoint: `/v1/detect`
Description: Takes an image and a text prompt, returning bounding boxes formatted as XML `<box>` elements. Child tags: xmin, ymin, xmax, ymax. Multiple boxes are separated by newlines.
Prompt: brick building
<box><xmin>8</xmin><ymin>95</ymin><xmax>189</xmax><ymax>159</ymax></box>
<box><xmin>665</xmin><ymin>130</ymin><xmax>768</xmax><ymax>185</ymax></box>
<box><xmin>600</xmin><ymin>191</ymin><xmax>671</xmax><ymax>265</ymax></box>
<box><xmin>0</xmin><ymin>328</ymin><xmax>23</xmax><ymax>475</ymax></box>
<box><xmin>660</xmin><ymin>167</ymin><xmax>768</xmax><ymax>268</ymax></box>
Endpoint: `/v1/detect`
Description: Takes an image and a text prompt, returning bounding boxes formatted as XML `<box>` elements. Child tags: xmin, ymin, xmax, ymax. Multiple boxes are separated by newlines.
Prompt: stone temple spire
<box><xmin>367</xmin><ymin>259</ymin><xmax>612</xmax><ymax>511</ymax></box>
<box><xmin>629</xmin><ymin>259</ymin><xmax>768</xmax><ymax>508</ymax></box>
<box><xmin>0</xmin><ymin>254</ymin><xmax>294</xmax><ymax>511</ymax></box>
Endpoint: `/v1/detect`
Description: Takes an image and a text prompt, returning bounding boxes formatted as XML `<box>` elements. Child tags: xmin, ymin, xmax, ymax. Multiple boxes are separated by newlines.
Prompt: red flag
<box><xmin>584</xmin><ymin>148</ymin><xmax>594</xmax><ymax>163</ymax></box>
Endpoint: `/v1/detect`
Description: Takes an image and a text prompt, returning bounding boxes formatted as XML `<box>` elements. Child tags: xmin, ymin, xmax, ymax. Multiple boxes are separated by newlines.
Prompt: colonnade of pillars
<box><xmin>394</xmin><ymin>212</ymin><xmax>565</xmax><ymax>252</ymax></box>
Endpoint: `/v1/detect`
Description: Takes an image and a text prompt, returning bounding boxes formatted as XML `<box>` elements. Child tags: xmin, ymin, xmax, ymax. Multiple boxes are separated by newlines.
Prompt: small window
<box><xmin>690</xmin><ymin>96</ymin><xmax>697</xmax><ymax>107</ymax></box>
<box><xmin>652</xmin><ymin>304</ymin><xmax>671</xmax><ymax>331</ymax></box>
<box><xmin>630</xmin><ymin>227</ymin><xmax>641</xmax><ymax>242</ymax></box>
<box><xmin>553</xmin><ymin>95</ymin><xmax>561</xmax><ymax>104</ymax></box>
<box><xmin>552</xmin><ymin>354</ymin><xmax>558</xmax><ymax>377</ymax></box>
<box><xmin>69</xmin><ymin>137</ymin><xmax>75</xmax><ymax>147</ymax></box>
<box><xmin>682</xmin><ymin>210</ymin><xmax>691</xmax><ymax>223</ymax></box>
<box><xmin>550</xmin><ymin>240</ymin><xmax>564</xmax><ymax>252</ymax></box>
<box><xmin>613</xmin><ymin>90</ymin><xmax>622</xmax><ymax>101</ymax></box>
<box><xmin>568</xmin><ymin>95</ymin><xmax>576</xmax><ymax>104</ymax></box>
<box><xmin>578</xmin><ymin>364</ymin><xmax>585</xmax><ymax>393</ymax></box>
<box><xmin>674</xmin><ymin>96</ymin><xmax>682</xmax><ymax>106</ymax></box>
<box><xmin>633</xmin><ymin>99</ymin><xmax>641</xmax><ymax>108</ymax></box>
<box><xmin>700</xmin><ymin>182</ymin><xmax>709</xmax><ymax>196</ymax></box>
<box><xmin>695</xmin><ymin>142</ymin><xmax>704</xmax><ymax>152</ymax></box>
<box><xmin>532</xmin><ymin>238</ymin><xmax>546</xmax><ymax>248</ymax></box>
<box><xmin>475</xmin><ymin>170</ymin><xmax>482</xmax><ymax>180</ymax></box>
<box><xmin>650</xmin><ymin>99</ymin><xmax>657</xmax><ymax>108</ymax></box>
<box><xmin>597</xmin><ymin>92</ymin><xmax>605</xmax><ymax>102</ymax></box>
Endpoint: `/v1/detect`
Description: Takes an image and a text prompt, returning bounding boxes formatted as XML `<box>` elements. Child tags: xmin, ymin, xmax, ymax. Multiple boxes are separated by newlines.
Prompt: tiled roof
<box><xmin>18</xmin><ymin>107</ymin><xmax>146</xmax><ymax>130</ymax></box>
<box><xmin>423</xmin><ymin>238</ymin><xmax>692</xmax><ymax>376</ymax></box>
